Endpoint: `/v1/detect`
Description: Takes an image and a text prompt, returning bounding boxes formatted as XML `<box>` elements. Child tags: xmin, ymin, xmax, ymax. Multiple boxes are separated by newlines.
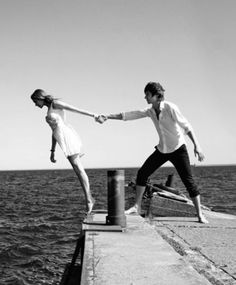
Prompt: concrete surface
<box><xmin>80</xmin><ymin>211</ymin><xmax>212</xmax><ymax>285</ymax></box>
<box><xmin>148</xmin><ymin>192</ymin><xmax>211</xmax><ymax>217</ymax></box>
<box><xmin>150</xmin><ymin>211</ymin><xmax>236</xmax><ymax>285</ymax></box>
<box><xmin>149</xmin><ymin>193</ymin><xmax>198</xmax><ymax>217</ymax></box>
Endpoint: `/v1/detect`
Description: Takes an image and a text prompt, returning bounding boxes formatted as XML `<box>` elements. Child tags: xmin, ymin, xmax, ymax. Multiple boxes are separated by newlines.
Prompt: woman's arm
<box><xmin>50</xmin><ymin>135</ymin><xmax>57</xmax><ymax>163</ymax></box>
<box><xmin>53</xmin><ymin>100</ymin><xmax>96</xmax><ymax>118</ymax></box>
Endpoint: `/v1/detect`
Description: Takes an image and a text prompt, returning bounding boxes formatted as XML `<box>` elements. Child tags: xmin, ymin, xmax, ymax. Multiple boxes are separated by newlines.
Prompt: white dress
<box><xmin>46</xmin><ymin>104</ymin><xmax>82</xmax><ymax>157</ymax></box>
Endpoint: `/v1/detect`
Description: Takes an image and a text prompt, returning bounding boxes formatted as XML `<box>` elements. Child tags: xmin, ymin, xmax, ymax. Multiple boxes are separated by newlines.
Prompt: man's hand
<box><xmin>50</xmin><ymin>151</ymin><xmax>56</xmax><ymax>163</ymax></box>
<box><xmin>194</xmin><ymin>146</ymin><xmax>205</xmax><ymax>162</ymax></box>
<box><xmin>95</xmin><ymin>115</ymin><xmax>107</xmax><ymax>124</ymax></box>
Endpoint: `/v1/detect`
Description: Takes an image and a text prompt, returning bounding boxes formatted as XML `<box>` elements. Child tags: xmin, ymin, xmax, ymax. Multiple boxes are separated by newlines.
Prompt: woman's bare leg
<box><xmin>68</xmin><ymin>155</ymin><xmax>94</xmax><ymax>213</ymax></box>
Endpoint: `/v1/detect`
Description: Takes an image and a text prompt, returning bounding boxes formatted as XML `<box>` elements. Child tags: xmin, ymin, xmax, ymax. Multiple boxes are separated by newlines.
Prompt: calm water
<box><xmin>0</xmin><ymin>166</ymin><xmax>235</xmax><ymax>284</ymax></box>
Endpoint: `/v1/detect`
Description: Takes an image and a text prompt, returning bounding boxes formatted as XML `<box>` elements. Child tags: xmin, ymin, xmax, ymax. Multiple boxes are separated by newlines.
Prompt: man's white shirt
<box><xmin>122</xmin><ymin>101</ymin><xmax>193</xmax><ymax>153</ymax></box>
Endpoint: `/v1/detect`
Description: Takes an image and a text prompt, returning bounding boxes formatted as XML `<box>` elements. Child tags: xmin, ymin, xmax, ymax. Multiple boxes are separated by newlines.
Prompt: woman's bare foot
<box><xmin>87</xmin><ymin>198</ymin><xmax>95</xmax><ymax>214</ymax></box>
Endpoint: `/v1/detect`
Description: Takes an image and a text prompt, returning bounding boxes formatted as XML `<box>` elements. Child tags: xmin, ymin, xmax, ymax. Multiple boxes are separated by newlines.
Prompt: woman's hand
<box><xmin>50</xmin><ymin>151</ymin><xmax>57</xmax><ymax>163</ymax></box>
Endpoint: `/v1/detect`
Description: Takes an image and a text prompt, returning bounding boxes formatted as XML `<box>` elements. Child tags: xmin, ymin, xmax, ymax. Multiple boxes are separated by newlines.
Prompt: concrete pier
<box><xmin>70</xmin><ymin>169</ymin><xmax>236</xmax><ymax>285</ymax></box>
<box><xmin>150</xmin><ymin>210</ymin><xmax>236</xmax><ymax>285</ymax></box>
<box><xmin>61</xmin><ymin>169</ymin><xmax>236</xmax><ymax>285</ymax></box>
<box><xmin>80</xmin><ymin>211</ymin><xmax>214</xmax><ymax>285</ymax></box>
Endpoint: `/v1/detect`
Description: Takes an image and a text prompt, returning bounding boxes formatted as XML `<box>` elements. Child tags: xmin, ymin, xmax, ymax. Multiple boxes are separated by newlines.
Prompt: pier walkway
<box><xmin>151</xmin><ymin>210</ymin><xmax>236</xmax><ymax>285</ymax></box>
<box><xmin>80</xmin><ymin>211</ymin><xmax>214</xmax><ymax>285</ymax></box>
<box><xmin>61</xmin><ymin>170</ymin><xmax>236</xmax><ymax>285</ymax></box>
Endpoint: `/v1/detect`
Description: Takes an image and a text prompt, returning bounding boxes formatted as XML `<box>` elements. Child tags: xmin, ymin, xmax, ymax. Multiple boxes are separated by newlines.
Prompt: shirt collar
<box><xmin>160</xmin><ymin>101</ymin><xmax>165</xmax><ymax>110</ymax></box>
<box><xmin>151</xmin><ymin>101</ymin><xmax>165</xmax><ymax>112</ymax></box>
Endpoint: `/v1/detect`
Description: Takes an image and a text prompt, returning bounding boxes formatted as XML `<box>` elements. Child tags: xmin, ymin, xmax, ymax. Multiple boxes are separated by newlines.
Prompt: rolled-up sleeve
<box><xmin>170</xmin><ymin>104</ymin><xmax>193</xmax><ymax>134</ymax></box>
<box><xmin>122</xmin><ymin>108</ymin><xmax>150</xmax><ymax>121</ymax></box>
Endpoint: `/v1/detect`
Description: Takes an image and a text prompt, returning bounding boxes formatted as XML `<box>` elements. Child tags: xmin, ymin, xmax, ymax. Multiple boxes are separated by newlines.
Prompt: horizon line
<box><xmin>1</xmin><ymin>163</ymin><xmax>236</xmax><ymax>172</ymax></box>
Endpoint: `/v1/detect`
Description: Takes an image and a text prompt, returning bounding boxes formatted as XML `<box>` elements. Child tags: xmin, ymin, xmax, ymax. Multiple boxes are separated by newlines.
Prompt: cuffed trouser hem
<box><xmin>188</xmin><ymin>190</ymin><xmax>200</xmax><ymax>198</ymax></box>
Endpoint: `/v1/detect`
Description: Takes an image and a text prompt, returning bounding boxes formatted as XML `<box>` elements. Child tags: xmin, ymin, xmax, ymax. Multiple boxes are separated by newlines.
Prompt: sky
<box><xmin>1</xmin><ymin>0</ymin><xmax>236</xmax><ymax>170</ymax></box>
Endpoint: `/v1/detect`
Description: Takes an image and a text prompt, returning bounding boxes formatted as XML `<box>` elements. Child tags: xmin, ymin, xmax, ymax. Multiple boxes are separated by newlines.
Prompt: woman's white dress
<box><xmin>46</xmin><ymin>104</ymin><xmax>82</xmax><ymax>157</ymax></box>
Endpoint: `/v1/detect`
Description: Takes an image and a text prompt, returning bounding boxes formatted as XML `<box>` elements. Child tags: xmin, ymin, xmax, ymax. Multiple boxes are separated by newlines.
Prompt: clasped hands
<box><xmin>94</xmin><ymin>115</ymin><xmax>107</xmax><ymax>124</ymax></box>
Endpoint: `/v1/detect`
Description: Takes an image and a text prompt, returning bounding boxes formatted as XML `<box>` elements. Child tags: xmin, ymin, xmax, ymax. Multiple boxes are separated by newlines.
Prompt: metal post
<box><xmin>165</xmin><ymin>173</ymin><xmax>175</xmax><ymax>187</ymax></box>
<box><xmin>106</xmin><ymin>170</ymin><xmax>126</xmax><ymax>228</ymax></box>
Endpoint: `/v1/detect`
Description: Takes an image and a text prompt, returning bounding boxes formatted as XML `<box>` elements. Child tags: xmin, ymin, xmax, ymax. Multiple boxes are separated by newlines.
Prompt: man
<box><xmin>97</xmin><ymin>82</ymin><xmax>208</xmax><ymax>223</ymax></box>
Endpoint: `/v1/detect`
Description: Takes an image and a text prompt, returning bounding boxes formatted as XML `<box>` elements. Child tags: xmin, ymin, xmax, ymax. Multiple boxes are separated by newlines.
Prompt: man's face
<box><xmin>145</xmin><ymin>91</ymin><xmax>162</xmax><ymax>104</ymax></box>
<box><xmin>144</xmin><ymin>91</ymin><xmax>153</xmax><ymax>104</ymax></box>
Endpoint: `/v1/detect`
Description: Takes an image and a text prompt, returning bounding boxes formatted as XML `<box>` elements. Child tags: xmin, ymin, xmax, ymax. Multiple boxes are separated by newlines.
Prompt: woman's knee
<box><xmin>68</xmin><ymin>156</ymin><xmax>84</xmax><ymax>173</ymax></box>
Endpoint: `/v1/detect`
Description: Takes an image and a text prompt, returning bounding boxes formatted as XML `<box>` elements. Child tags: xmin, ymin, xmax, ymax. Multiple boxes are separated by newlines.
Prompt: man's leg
<box><xmin>170</xmin><ymin>145</ymin><xmax>208</xmax><ymax>223</ymax></box>
<box><xmin>126</xmin><ymin>149</ymin><xmax>167</xmax><ymax>215</ymax></box>
<box><xmin>125</xmin><ymin>185</ymin><xmax>146</xmax><ymax>214</ymax></box>
<box><xmin>191</xmin><ymin>195</ymin><xmax>208</xmax><ymax>223</ymax></box>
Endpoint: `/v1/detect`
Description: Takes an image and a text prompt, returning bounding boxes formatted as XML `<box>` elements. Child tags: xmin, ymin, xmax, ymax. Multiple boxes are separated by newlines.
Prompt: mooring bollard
<box><xmin>106</xmin><ymin>170</ymin><xmax>126</xmax><ymax>228</ymax></box>
<box><xmin>165</xmin><ymin>173</ymin><xmax>175</xmax><ymax>187</ymax></box>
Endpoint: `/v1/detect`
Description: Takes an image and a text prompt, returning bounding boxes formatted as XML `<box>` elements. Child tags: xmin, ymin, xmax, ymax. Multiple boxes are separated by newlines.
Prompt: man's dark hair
<box><xmin>144</xmin><ymin>82</ymin><xmax>165</xmax><ymax>96</ymax></box>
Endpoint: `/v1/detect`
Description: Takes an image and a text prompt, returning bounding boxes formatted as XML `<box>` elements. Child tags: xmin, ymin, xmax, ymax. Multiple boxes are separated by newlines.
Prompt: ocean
<box><xmin>0</xmin><ymin>165</ymin><xmax>235</xmax><ymax>284</ymax></box>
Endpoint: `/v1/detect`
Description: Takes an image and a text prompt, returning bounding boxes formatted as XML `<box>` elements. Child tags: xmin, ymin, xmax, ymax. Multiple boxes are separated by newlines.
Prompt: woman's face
<box><xmin>33</xmin><ymin>98</ymin><xmax>44</xmax><ymax>108</ymax></box>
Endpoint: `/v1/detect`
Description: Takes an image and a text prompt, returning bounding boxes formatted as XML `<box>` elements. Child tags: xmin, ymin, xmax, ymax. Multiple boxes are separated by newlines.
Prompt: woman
<box><xmin>31</xmin><ymin>89</ymin><xmax>96</xmax><ymax>214</ymax></box>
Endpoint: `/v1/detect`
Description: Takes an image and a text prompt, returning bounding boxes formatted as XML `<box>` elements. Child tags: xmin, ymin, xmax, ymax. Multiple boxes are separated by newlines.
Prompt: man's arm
<box><xmin>170</xmin><ymin>103</ymin><xmax>205</xmax><ymax>162</ymax></box>
<box><xmin>170</xmin><ymin>103</ymin><xmax>193</xmax><ymax>134</ymax></box>
<box><xmin>107</xmin><ymin>113</ymin><xmax>123</xmax><ymax>120</ymax></box>
<box><xmin>95</xmin><ymin>109</ymin><xmax>150</xmax><ymax>124</ymax></box>
<box><xmin>187</xmin><ymin>131</ymin><xmax>205</xmax><ymax>162</ymax></box>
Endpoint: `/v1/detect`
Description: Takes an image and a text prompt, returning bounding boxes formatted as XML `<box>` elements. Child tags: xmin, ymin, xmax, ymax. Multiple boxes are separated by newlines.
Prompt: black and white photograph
<box><xmin>0</xmin><ymin>1</ymin><xmax>236</xmax><ymax>284</ymax></box>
